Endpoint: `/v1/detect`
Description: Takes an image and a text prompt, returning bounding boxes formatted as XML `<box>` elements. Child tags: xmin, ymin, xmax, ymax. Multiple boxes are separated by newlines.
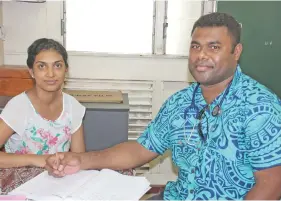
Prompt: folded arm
<box><xmin>0</xmin><ymin>119</ymin><xmax>48</xmax><ymax>168</ymax></box>
<box><xmin>0</xmin><ymin>152</ymin><xmax>48</xmax><ymax>168</ymax></box>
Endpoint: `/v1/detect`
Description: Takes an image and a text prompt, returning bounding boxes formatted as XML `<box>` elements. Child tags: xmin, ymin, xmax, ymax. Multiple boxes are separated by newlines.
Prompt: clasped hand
<box><xmin>44</xmin><ymin>152</ymin><xmax>81</xmax><ymax>177</ymax></box>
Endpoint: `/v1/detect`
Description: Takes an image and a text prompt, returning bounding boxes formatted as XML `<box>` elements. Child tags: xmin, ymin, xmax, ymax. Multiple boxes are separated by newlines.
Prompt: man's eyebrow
<box><xmin>209</xmin><ymin>41</ymin><xmax>222</xmax><ymax>45</ymax></box>
<box><xmin>190</xmin><ymin>41</ymin><xmax>222</xmax><ymax>45</ymax></box>
<box><xmin>191</xmin><ymin>41</ymin><xmax>200</xmax><ymax>45</ymax></box>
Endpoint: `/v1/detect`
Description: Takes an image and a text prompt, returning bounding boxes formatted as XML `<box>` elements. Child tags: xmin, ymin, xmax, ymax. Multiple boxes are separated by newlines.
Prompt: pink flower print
<box><xmin>15</xmin><ymin>147</ymin><xmax>29</xmax><ymax>154</ymax></box>
<box><xmin>47</xmin><ymin>135</ymin><xmax>58</xmax><ymax>147</ymax></box>
<box><xmin>30</xmin><ymin>140</ymin><xmax>42</xmax><ymax>151</ymax></box>
<box><xmin>35</xmin><ymin>142</ymin><xmax>43</xmax><ymax>150</ymax></box>
<box><xmin>37</xmin><ymin>128</ymin><xmax>44</xmax><ymax>135</ymax></box>
<box><xmin>63</xmin><ymin>126</ymin><xmax>71</xmax><ymax>139</ymax></box>
<box><xmin>43</xmin><ymin>149</ymin><xmax>50</xmax><ymax>155</ymax></box>
<box><xmin>37</xmin><ymin>128</ymin><xmax>50</xmax><ymax>139</ymax></box>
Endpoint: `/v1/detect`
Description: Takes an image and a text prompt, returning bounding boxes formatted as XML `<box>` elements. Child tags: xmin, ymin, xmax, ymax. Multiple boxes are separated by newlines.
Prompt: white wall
<box><xmin>0</xmin><ymin>2</ymin><xmax>4</xmax><ymax>65</ymax></box>
<box><xmin>2</xmin><ymin>0</ymin><xmax>200</xmax><ymax>112</ymax></box>
<box><xmin>2</xmin><ymin>1</ymin><xmax>198</xmax><ymax>79</ymax></box>
<box><xmin>2</xmin><ymin>0</ymin><xmax>202</xmax><ymax>184</ymax></box>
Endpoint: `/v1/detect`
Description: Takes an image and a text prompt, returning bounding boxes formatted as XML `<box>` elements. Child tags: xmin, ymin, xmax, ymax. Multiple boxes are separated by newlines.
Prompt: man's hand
<box><xmin>45</xmin><ymin>152</ymin><xmax>81</xmax><ymax>177</ymax></box>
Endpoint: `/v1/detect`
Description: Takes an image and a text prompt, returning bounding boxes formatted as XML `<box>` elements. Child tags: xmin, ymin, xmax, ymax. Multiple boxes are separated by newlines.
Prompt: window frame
<box><xmin>61</xmin><ymin>0</ymin><xmax>215</xmax><ymax>58</ymax></box>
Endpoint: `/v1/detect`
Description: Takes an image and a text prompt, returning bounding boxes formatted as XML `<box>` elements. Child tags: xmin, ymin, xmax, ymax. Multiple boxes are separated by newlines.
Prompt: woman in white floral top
<box><xmin>0</xmin><ymin>38</ymin><xmax>86</xmax><ymax>169</ymax></box>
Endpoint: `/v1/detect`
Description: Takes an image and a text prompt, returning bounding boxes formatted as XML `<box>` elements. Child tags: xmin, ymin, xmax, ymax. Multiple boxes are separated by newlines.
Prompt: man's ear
<box><xmin>234</xmin><ymin>43</ymin><xmax>243</xmax><ymax>61</ymax></box>
<box><xmin>28</xmin><ymin>68</ymin><xmax>34</xmax><ymax>78</ymax></box>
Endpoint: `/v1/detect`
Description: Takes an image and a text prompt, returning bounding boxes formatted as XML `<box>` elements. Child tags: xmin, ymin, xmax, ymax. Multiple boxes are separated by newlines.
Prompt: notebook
<box><xmin>0</xmin><ymin>195</ymin><xmax>26</xmax><ymax>200</ymax></box>
<box><xmin>9</xmin><ymin>169</ymin><xmax>151</xmax><ymax>200</ymax></box>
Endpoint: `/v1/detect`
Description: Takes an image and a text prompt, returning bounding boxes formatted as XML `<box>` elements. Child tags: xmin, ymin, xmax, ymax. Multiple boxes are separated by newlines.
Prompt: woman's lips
<box><xmin>44</xmin><ymin>80</ymin><xmax>57</xmax><ymax>85</ymax></box>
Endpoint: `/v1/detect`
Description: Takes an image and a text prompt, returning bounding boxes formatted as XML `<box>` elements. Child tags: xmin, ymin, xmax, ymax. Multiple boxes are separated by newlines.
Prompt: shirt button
<box><xmin>190</xmin><ymin>189</ymin><xmax>194</xmax><ymax>194</ymax></box>
<box><xmin>197</xmin><ymin>148</ymin><xmax>200</xmax><ymax>151</ymax></box>
<box><xmin>191</xmin><ymin>169</ymin><xmax>195</xmax><ymax>173</ymax></box>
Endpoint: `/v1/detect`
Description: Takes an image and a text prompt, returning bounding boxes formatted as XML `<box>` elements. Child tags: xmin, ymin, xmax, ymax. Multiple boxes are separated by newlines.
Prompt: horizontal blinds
<box><xmin>64</xmin><ymin>78</ymin><xmax>153</xmax><ymax>140</ymax></box>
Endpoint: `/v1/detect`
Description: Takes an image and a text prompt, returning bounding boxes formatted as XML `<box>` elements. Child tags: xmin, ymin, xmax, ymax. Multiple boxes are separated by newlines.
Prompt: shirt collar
<box><xmin>196</xmin><ymin>64</ymin><xmax>242</xmax><ymax>108</ymax></box>
<box><xmin>230</xmin><ymin>64</ymin><xmax>242</xmax><ymax>92</ymax></box>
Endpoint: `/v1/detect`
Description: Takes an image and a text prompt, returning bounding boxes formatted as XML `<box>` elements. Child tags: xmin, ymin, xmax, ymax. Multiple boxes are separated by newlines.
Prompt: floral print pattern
<box><xmin>5</xmin><ymin>95</ymin><xmax>74</xmax><ymax>155</ymax></box>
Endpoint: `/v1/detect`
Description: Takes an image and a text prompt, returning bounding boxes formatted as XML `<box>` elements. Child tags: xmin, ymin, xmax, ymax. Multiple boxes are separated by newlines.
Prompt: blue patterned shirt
<box><xmin>137</xmin><ymin>66</ymin><xmax>281</xmax><ymax>200</ymax></box>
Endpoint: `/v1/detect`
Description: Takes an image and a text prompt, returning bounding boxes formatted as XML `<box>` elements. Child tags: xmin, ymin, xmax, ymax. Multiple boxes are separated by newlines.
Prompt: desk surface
<box><xmin>0</xmin><ymin>167</ymin><xmax>134</xmax><ymax>195</ymax></box>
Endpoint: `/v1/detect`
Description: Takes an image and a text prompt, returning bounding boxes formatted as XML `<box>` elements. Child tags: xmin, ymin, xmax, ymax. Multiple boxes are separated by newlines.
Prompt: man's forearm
<box><xmin>244</xmin><ymin>183</ymin><xmax>281</xmax><ymax>200</ymax></box>
<box><xmin>79</xmin><ymin>141</ymin><xmax>158</xmax><ymax>170</ymax></box>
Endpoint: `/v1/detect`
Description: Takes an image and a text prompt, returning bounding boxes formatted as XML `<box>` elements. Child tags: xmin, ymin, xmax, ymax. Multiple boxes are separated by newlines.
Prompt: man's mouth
<box><xmin>195</xmin><ymin>65</ymin><xmax>213</xmax><ymax>72</ymax></box>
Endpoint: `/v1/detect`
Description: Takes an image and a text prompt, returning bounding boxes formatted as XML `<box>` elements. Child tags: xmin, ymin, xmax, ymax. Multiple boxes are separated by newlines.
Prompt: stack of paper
<box><xmin>10</xmin><ymin>169</ymin><xmax>151</xmax><ymax>200</ymax></box>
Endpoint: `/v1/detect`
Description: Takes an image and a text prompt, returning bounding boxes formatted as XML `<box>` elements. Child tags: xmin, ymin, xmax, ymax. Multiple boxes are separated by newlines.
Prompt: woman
<box><xmin>0</xmin><ymin>38</ymin><xmax>85</xmax><ymax>168</ymax></box>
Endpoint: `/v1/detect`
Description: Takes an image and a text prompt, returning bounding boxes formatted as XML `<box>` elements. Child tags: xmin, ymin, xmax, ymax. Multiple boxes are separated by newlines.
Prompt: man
<box><xmin>46</xmin><ymin>12</ymin><xmax>281</xmax><ymax>200</ymax></box>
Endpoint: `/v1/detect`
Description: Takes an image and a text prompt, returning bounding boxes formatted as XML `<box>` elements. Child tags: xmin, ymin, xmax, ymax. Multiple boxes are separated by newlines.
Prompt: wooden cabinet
<box><xmin>0</xmin><ymin>65</ymin><xmax>33</xmax><ymax>96</ymax></box>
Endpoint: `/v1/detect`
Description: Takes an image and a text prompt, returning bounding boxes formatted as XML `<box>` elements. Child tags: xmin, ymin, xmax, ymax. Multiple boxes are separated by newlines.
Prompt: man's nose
<box><xmin>198</xmin><ymin>48</ymin><xmax>209</xmax><ymax>60</ymax></box>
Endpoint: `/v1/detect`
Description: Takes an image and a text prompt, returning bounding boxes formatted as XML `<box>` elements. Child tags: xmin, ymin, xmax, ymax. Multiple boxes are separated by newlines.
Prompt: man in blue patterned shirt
<box><xmin>46</xmin><ymin>12</ymin><xmax>281</xmax><ymax>200</ymax></box>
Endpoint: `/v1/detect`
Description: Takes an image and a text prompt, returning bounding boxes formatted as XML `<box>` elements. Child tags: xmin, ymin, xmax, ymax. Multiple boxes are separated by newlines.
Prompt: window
<box><xmin>64</xmin><ymin>0</ymin><xmax>203</xmax><ymax>56</ymax></box>
<box><xmin>166</xmin><ymin>0</ymin><xmax>202</xmax><ymax>55</ymax></box>
<box><xmin>65</xmin><ymin>0</ymin><xmax>153</xmax><ymax>54</ymax></box>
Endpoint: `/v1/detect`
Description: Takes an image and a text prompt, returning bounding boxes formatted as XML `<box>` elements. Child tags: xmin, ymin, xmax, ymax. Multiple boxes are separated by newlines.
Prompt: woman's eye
<box><xmin>39</xmin><ymin>64</ymin><xmax>45</xmax><ymax>69</ymax></box>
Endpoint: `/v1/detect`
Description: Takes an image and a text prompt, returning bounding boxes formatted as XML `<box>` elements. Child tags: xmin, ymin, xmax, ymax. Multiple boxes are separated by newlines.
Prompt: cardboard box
<box><xmin>63</xmin><ymin>89</ymin><xmax>123</xmax><ymax>103</ymax></box>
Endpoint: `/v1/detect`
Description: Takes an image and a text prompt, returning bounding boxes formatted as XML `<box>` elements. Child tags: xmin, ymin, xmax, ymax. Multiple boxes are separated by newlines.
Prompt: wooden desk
<box><xmin>0</xmin><ymin>167</ymin><xmax>43</xmax><ymax>194</ymax></box>
<box><xmin>147</xmin><ymin>185</ymin><xmax>165</xmax><ymax>194</ymax></box>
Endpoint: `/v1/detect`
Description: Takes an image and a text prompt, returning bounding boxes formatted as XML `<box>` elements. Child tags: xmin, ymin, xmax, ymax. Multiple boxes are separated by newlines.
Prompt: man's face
<box><xmin>188</xmin><ymin>26</ymin><xmax>242</xmax><ymax>86</ymax></box>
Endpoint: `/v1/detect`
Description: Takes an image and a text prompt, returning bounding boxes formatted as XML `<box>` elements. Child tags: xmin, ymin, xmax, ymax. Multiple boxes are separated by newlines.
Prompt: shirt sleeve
<box><xmin>245</xmin><ymin>100</ymin><xmax>281</xmax><ymax>171</ymax></box>
<box><xmin>69</xmin><ymin>95</ymin><xmax>86</xmax><ymax>134</ymax></box>
<box><xmin>0</xmin><ymin>94</ymin><xmax>26</xmax><ymax>135</ymax></box>
<box><xmin>137</xmin><ymin>98</ymin><xmax>171</xmax><ymax>155</ymax></box>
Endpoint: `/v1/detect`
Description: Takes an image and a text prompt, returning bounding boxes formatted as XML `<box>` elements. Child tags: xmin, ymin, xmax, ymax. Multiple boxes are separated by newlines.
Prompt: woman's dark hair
<box><xmin>26</xmin><ymin>38</ymin><xmax>68</xmax><ymax>69</ymax></box>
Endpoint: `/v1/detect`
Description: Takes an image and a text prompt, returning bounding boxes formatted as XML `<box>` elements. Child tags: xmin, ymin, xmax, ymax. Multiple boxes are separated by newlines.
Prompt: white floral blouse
<box><xmin>0</xmin><ymin>92</ymin><xmax>85</xmax><ymax>155</ymax></box>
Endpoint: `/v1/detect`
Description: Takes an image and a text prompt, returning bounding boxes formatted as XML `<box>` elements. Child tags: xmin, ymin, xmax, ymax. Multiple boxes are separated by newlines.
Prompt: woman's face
<box><xmin>29</xmin><ymin>49</ymin><xmax>68</xmax><ymax>92</ymax></box>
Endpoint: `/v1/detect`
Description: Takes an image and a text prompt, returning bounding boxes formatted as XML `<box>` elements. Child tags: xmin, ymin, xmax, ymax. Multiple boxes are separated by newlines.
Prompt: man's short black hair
<box><xmin>191</xmin><ymin>12</ymin><xmax>241</xmax><ymax>50</ymax></box>
<box><xmin>27</xmin><ymin>38</ymin><xmax>68</xmax><ymax>69</ymax></box>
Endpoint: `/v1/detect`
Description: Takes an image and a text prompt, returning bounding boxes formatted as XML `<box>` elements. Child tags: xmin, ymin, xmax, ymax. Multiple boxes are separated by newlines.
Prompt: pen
<box><xmin>54</xmin><ymin>144</ymin><xmax>59</xmax><ymax>168</ymax></box>
<box><xmin>55</xmin><ymin>152</ymin><xmax>59</xmax><ymax>166</ymax></box>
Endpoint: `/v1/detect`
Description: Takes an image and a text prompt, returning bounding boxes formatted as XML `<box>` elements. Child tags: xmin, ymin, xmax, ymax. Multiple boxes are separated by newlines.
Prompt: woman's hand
<box><xmin>30</xmin><ymin>155</ymin><xmax>48</xmax><ymax>168</ymax></box>
<box><xmin>45</xmin><ymin>152</ymin><xmax>81</xmax><ymax>177</ymax></box>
